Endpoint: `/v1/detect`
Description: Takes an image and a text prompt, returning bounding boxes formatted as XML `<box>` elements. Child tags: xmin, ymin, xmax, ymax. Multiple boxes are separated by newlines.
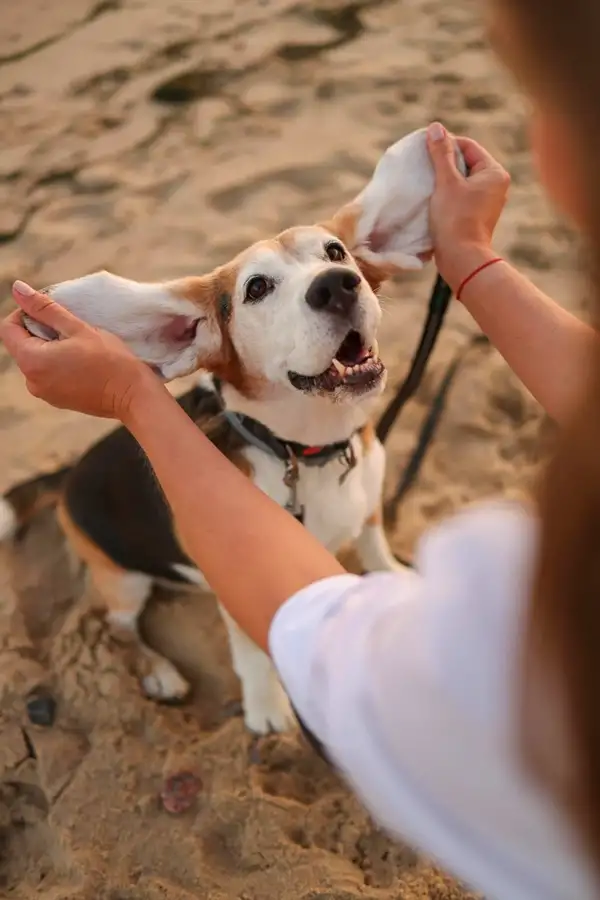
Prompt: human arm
<box><xmin>426</xmin><ymin>123</ymin><xmax>598</xmax><ymax>425</ymax></box>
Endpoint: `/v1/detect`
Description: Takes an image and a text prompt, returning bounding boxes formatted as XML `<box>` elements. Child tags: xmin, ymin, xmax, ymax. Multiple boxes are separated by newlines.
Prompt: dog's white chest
<box><xmin>245</xmin><ymin>436</ymin><xmax>385</xmax><ymax>553</ymax></box>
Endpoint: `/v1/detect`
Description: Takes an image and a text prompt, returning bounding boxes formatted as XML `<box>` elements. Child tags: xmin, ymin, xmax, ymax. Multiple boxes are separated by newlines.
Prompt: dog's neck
<box><xmin>218</xmin><ymin>380</ymin><xmax>371</xmax><ymax>447</ymax></box>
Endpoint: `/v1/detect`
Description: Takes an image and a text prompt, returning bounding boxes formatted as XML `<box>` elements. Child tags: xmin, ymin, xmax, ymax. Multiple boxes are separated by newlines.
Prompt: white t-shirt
<box><xmin>269</xmin><ymin>501</ymin><xmax>597</xmax><ymax>900</ymax></box>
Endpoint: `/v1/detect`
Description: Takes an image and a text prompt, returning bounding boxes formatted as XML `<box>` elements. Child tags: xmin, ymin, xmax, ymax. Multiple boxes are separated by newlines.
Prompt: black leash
<box><xmin>375</xmin><ymin>273</ymin><xmax>454</xmax><ymax>444</ymax></box>
<box><xmin>376</xmin><ymin>152</ymin><xmax>472</xmax><ymax>444</ymax></box>
<box><xmin>383</xmin><ymin>332</ymin><xmax>489</xmax><ymax>524</ymax></box>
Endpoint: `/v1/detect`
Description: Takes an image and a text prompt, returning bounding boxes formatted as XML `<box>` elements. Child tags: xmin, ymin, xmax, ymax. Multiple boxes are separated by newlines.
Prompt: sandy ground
<box><xmin>0</xmin><ymin>1</ymin><xmax>584</xmax><ymax>898</ymax></box>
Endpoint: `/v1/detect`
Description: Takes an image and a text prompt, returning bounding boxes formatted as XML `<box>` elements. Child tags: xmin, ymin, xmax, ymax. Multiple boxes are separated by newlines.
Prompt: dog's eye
<box><xmin>325</xmin><ymin>241</ymin><xmax>346</xmax><ymax>262</ymax></box>
<box><xmin>244</xmin><ymin>275</ymin><xmax>272</xmax><ymax>304</ymax></box>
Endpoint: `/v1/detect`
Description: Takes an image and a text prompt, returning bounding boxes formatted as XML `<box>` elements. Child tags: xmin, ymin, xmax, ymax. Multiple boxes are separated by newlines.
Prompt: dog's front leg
<box><xmin>355</xmin><ymin>512</ymin><xmax>407</xmax><ymax>573</ymax></box>
<box><xmin>218</xmin><ymin>605</ymin><xmax>296</xmax><ymax>734</ymax></box>
<box><xmin>356</xmin><ymin>438</ymin><xmax>407</xmax><ymax>573</ymax></box>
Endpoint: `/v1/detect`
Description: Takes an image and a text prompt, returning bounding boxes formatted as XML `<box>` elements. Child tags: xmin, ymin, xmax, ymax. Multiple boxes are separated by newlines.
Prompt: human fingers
<box><xmin>454</xmin><ymin>136</ymin><xmax>507</xmax><ymax>177</ymax></box>
<box><xmin>0</xmin><ymin>309</ymin><xmax>48</xmax><ymax>362</ymax></box>
<box><xmin>12</xmin><ymin>280</ymin><xmax>85</xmax><ymax>338</ymax></box>
<box><xmin>426</xmin><ymin>122</ymin><xmax>462</xmax><ymax>186</ymax></box>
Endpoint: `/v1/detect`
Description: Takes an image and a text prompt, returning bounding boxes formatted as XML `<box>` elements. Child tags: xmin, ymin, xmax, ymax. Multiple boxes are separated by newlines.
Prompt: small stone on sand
<box><xmin>26</xmin><ymin>690</ymin><xmax>57</xmax><ymax>727</ymax></box>
<box><xmin>160</xmin><ymin>771</ymin><xmax>202</xmax><ymax>814</ymax></box>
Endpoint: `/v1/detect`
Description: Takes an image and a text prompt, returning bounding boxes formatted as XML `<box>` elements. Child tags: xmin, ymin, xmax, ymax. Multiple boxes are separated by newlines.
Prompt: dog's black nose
<box><xmin>305</xmin><ymin>268</ymin><xmax>361</xmax><ymax>317</ymax></box>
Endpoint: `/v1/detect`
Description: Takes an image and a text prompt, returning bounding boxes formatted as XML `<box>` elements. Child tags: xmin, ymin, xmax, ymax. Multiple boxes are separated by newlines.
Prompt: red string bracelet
<box><xmin>456</xmin><ymin>257</ymin><xmax>504</xmax><ymax>301</ymax></box>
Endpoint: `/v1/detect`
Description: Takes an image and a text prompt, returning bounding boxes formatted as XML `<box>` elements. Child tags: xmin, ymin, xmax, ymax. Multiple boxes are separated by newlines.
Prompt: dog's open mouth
<box><xmin>288</xmin><ymin>330</ymin><xmax>385</xmax><ymax>395</ymax></box>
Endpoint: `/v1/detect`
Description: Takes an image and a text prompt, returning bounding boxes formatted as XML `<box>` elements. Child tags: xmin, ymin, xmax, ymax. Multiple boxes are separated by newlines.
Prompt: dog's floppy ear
<box><xmin>24</xmin><ymin>271</ymin><xmax>225</xmax><ymax>381</ymax></box>
<box><xmin>327</xmin><ymin>128</ymin><xmax>466</xmax><ymax>286</ymax></box>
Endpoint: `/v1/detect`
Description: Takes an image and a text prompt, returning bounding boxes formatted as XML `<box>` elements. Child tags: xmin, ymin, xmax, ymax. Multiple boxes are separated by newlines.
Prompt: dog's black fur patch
<box><xmin>218</xmin><ymin>292</ymin><xmax>232</xmax><ymax>323</ymax></box>
<box><xmin>63</xmin><ymin>383</ymin><xmax>247</xmax><ymax>582</ymax></box>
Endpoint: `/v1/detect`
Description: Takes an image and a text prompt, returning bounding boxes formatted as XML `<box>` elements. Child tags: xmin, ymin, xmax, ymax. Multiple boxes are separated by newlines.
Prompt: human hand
<box><xmin>0</xmin><ymin>280</ymin><xmax>160</xmax><ymax>421</ymax></box>
<box><xmin>426</xmin><ymin>122</ymin><xmax>510</xmax><ymax>290</ymax></box>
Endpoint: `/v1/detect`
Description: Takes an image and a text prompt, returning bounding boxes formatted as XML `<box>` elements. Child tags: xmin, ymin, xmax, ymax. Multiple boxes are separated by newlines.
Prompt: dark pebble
<box><xmin>26</xmin><ymin>691</ymin><xmax>57</xmax><ymax>727</ymax></box>
<box><xmin>160</xmin><ymin>771</ymin><xmax>202</xmax><ymax>814</ymax></box>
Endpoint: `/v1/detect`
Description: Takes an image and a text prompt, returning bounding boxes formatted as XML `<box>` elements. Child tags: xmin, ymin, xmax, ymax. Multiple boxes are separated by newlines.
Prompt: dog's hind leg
<box><xmin>90</xmin><ymin>564</ymin><xmax>190</xmax><ymax>703</ymax></box>
<box><xmin>58</xmin><ymin>501</ymin><xmax>190</xmax><ymax>702</ymax></box>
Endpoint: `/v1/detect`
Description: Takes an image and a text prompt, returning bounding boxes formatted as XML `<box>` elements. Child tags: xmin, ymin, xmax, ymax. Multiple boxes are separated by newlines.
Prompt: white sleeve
<box><xmin>269</xmin><ymin>501</ymin><xmax>596</xmax><ymax>900</ymax></box>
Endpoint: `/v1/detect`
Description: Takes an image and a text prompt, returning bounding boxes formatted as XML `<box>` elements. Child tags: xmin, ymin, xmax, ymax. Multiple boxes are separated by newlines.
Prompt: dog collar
<box><xmin>223</xmin><ymin>410</ymin><xmax>359</xmax><ymax>524</ymax></box>
<box><xmin>222</xmin><ymin>409</ymin><xmax>356</xmax><ymax>466</ymax></box>
<box><xmin>211</xmin><ymin>377</ymin><xmax>359</xmax><ymax>522</ymax></box>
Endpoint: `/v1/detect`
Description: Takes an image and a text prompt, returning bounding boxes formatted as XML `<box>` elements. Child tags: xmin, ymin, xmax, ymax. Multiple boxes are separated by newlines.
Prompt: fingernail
<box><xmin>428</xmin><ymin>122</ymin><xmax>446</xmax><ymax>142</ymax></box>
<box><xmin>13</xmin><ymin>280</ymin><xmax>35</xmax><ymax>297</ymax></box>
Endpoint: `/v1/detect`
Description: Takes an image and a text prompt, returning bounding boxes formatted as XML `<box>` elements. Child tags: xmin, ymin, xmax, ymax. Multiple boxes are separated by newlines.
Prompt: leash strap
<box><xmin>384</xmin><ymin>332</ymin><xmax>490</xmax><ymax>524</ymax></box>
<box><xmin>376</xmin><ymin>274</ymin><xmax>453</xmax><ymax>444</ymax></box>
<box><xmin>377</xmin><ymin>156</ymin><xmax>473</xmax><ymax>445</ymax></box>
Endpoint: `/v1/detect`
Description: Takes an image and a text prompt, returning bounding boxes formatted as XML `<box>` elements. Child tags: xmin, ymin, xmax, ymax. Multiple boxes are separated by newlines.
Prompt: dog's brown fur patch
<box><xmin>365</xmin><ymin>509</ymin><xmax>382</xmax><ymax>527</ymax></box>
<box><xmin>358</xmin><ymin>421</ymin><xmax>376</xmax><ymax>454</ymax></box>
<box><xmin>275</xmin><ymin>229</ymin><xmax>303</xmax><ymax>255</ymax></box>
<box><xmin>324</xmin><ymin>203</ymin><xmax>360</xmax><ymax>247</ymax></box>
<box><xmin>57</xmin><ymin>499</ymin><xmax>122</xmax><ymax>575</ymax></box>
<box><xmin>324</xmin><ymin>205</ymin><xmax>386</xmax><ymax>292</ymax></box>
<box><xmin>57</xmin><ymin>499</ymin><xmax>140</xmax><ymax>617</ymax></box>
<box><xmin>4</xmin><ymin>467</ymin><xmax>71</xmax><ymax>532</ymax></box>
<box><xmin>173</xmin><ymin>270</ymin><xmax>264</xmax><ymax>399</ymax></box>
<box><xmin>360</xmin><ymin>424</ymin><xmax>380</xmax><ymax>527</ymax></box>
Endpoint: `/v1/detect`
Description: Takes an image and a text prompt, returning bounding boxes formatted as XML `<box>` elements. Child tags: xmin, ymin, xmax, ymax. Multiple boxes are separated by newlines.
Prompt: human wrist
<box><xmin>119</xmin><ymin>365</ymin><xmax>169</xmax><ymax>430</ymax></box>
<box><xmin>438</xmin><ymin>243</ymin><xmax>500</xmax><ymax>297</ymax></box>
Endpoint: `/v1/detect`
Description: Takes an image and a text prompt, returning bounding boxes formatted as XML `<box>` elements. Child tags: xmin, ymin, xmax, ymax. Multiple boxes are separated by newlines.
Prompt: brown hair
<box><xmin>502</xmin><ymin>0</ymin><xmax>600</xmax><ymax>872</ymax></box>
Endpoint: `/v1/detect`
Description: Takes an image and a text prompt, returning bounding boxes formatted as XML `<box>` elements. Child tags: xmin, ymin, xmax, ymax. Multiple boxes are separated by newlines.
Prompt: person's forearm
<box><xmin>443</xmin><ymin>245</ymin><xmax>597</xmax><ymax>424</ymax></box>
<box><xmin>123</xmin><ymin>376</ymin><xmax>345</xmax><ymax>652</ymax></box>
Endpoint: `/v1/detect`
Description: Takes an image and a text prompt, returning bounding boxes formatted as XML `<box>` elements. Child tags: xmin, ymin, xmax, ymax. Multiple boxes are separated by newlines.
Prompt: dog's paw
<box><xmin>142</xmin><ymin>658</ymin><xmax>190</xmax><ymax>704</ymax></box>
<box><xmin>243</xmin><ymin>685</ymin><xmax>297</xmax><ymax>735</ymax></box>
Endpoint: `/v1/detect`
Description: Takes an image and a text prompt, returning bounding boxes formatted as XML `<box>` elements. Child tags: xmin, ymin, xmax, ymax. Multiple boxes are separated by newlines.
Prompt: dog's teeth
<box><xmin>371</xmin><ymin>339</ymin><xmax>379</xmax><ymax>359</ymax></box>
<box><xmin>332</xmin><ymin>358</ymin><xmax>345</xmax><ymax>376</ymax></box>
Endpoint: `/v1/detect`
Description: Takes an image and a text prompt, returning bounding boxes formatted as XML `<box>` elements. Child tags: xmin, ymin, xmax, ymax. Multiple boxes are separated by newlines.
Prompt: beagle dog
<box><xmin>0</xmin><ymin>129</ymin><xmax>464</xmax><ymax>734</ymax></box>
